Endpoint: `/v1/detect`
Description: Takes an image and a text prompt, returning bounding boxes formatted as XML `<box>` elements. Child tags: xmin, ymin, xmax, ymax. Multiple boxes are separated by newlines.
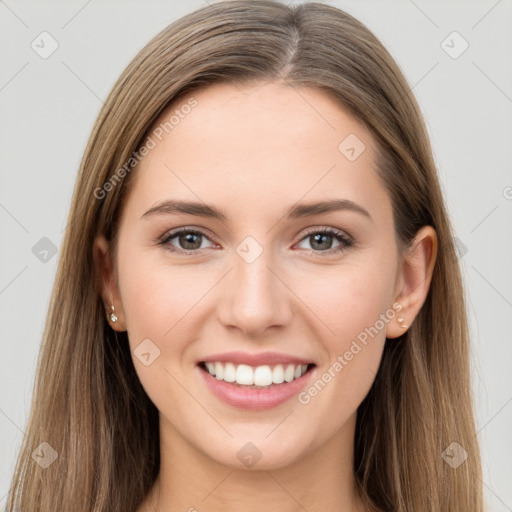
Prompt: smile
<box><xmin>200</xmin><ymin>361</ymin><xmax>311</xmax><ymax>388</ymax></box>
<box><xmin>197</xmin><ymin>354</ymin><xmax>317</xmax><ymax>410</ymax></box>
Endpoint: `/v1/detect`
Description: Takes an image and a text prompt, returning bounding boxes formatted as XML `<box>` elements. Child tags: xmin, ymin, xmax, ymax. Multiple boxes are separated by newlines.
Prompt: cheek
<box><xmin>116</xmin><ymin>251</ymin><xmax>208</xmax><ymax>410</ymax></box>
<box><xmin>117</xmin><ymin>240</ymin><xmax>207</xmax><ymax>339</ymax></box>
<box><xmin>291</xmin><ymin>255</ymin><xmax>397</xmax><ymax>411</ymax></box>
<box><xmin>293</xmin><ymin>258</ymin><xmax>397</xmax><ymax>349</ymax></box>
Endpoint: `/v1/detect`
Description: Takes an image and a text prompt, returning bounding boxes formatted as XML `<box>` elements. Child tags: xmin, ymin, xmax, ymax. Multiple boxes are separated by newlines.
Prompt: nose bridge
<box><xmin>218</xmin><ymin>242</ymin><xmax>291</xmax><ymax>335</ymax></box>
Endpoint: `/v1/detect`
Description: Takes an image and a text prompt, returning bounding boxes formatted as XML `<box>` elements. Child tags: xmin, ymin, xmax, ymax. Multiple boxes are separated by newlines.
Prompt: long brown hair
<box><xmin>6</xmin><ymin>1</ymin><xmax>483</xmax><ymax>510</ymax></box>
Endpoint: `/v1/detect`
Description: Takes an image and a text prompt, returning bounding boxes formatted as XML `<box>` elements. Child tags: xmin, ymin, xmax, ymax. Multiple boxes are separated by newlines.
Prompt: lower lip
<box><xmin>197</xmin><ymin>364</ymin><xmax>316</xmax><ymax>411</ymax></box>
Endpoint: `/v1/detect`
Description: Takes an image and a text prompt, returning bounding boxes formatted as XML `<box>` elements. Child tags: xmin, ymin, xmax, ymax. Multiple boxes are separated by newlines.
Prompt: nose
<box><xmin>217</xmin><ymin>250</ymin><xmax>293</xmax><ymax>338</ymax></box>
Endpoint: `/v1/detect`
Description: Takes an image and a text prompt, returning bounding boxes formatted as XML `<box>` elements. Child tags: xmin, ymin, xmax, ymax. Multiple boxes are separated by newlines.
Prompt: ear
<box><xmin>93</xmin><ymin>234</ymin><xmax>127</xmax><ymax>332</ymax></box>
<box><xmin>386</xmin><ymin>226</ymin><xmax>438</xmax><ymax>339</ymax></box>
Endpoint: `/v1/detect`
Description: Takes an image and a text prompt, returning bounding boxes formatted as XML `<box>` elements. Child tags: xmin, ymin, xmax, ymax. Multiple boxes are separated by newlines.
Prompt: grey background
<box><xmin>1</xmin><ymin>0</ymin><xmax>511</xmax><ymax>509</ymax></box>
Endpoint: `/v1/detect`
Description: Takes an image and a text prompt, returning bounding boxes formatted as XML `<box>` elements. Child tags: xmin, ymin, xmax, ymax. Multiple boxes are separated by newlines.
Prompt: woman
<box><xmin>6</xmin><ymin>1</ymin><xmax>484</xmax><ymax>511</ymax></box>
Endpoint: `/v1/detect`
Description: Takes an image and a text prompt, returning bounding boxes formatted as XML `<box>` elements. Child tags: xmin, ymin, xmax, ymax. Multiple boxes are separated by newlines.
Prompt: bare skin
<box><xmin>94</xmin><ymin>81</ymin><xmax>437</xmax><ymax>512</ymax></box>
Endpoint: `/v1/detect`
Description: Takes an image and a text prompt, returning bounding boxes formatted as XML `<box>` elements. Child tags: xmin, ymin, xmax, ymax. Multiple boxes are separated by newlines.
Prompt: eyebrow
<box><xmin>141</xmin><ymin>198</ymin><xmax>371</xmax><ymax>221</ymax></box>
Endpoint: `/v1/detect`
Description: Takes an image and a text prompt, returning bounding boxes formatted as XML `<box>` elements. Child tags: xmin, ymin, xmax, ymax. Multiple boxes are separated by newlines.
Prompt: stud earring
<box><xmin>108</xmin><ymin>305</ymin><xmax>118</xmax><ymax>323</ymax></box>
<box><xmin>397</xmin><ymin>317</ymin><xmax>408</xmax><ymax>329</ymax></box>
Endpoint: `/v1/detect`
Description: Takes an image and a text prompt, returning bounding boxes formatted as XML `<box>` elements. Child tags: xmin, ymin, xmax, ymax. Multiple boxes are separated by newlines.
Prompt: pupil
<box><xmin>311</xmin><ymin>233</ymin><xmax>332</xmax><ymax>250</ymax></box>
<box><xmin>180</xmin><ymin>233</ymin><xmax>201</xmax><ymax>249</ymax></box>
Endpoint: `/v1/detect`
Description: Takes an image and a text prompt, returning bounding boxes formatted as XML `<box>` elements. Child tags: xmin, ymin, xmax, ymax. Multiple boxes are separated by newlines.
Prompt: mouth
<box><xmin>196</xmin><ymin>357</ymin><xmax>317</xmax><ymax>410</ymax></box>
<box><xmin>198</xmin><ymin>361</ymin><xmax>316</xmax><ymax>389</ymax></box>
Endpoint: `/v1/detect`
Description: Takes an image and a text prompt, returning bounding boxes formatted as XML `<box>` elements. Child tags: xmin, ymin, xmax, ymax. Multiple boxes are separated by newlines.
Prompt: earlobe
<box><xmin>93</xmin><ymin>234</ymin><xmax>127</xmax><ymax>332</ymax></box>
<box><xmin>386</xmin><ymin>226</ymin><xmax>438</xmax><ymax>339</ymax></box>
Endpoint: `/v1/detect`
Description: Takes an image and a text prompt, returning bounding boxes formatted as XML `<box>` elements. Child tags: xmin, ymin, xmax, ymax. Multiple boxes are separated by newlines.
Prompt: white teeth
<box><xmin>254</xmin><ymin>366</ymin><xmax>273</xmax><ymax>386</ymax></box>
<box><xmin>284</xmin><ymin>364</ymin><xmax>295</xmax><ymax>383</ymax></box>
<box><xmin>272</xmin><ymin>364</ymin><xmax>285</xmax><ymax>384</ymax></box>
<box><xmin>223</xmin><ymin>362</ymin><xmax>236</xmax><ymax>383</ymax></box>
<box><xmin>236</xmin><ymin>364</ymin><xmax>254</xmax><ymax>385</ymax></box>
<box><xmin>203</xmin><ymin>361</ymin><xmax>310</xmax><ymax>387</ymax></box>
<box><xmin>214</xmin><ymin>362</ymin><xmax>224</xmax><ymax>380</ymax></box>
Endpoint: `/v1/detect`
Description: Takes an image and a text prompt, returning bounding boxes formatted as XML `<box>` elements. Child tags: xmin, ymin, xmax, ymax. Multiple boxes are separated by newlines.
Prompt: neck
<box><xmin>139</xmin><ymin>413</ymin><xmax>366</xmax><ymax>512</ymax></box>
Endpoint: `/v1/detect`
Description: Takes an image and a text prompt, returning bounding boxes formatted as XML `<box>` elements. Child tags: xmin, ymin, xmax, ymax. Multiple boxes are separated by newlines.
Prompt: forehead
<box><xmin>124</xmin><ymin>82</ymin><xmax>392</xmax><ymax>226</ymax></box>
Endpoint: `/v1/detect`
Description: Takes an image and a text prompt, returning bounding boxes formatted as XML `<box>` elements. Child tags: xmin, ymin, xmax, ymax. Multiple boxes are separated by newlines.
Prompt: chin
<box><xmin>202</xmin><ymin>433</ymin><xmax>308</xmax><ymax>471</ymax></box>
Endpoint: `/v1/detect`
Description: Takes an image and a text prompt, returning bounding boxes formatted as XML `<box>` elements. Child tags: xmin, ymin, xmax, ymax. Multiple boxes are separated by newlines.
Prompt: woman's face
<box><xmin>101</xmin><ymin>82</ymin><xmax>405</xmax><ymax>470</ymax></box>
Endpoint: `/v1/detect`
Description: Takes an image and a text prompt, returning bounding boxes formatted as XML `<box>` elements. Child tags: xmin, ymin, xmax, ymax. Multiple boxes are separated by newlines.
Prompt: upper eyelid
<box><xmin>300</xmin><ymin>226</ymin><xmax>349</xmax><ymax>238</ymax></box>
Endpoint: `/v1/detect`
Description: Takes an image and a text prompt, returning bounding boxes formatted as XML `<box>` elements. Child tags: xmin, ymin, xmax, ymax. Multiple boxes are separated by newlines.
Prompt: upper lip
<box><xmin>198</xmin><ymin>351</ymin><xmax>315</xmax><ymax>367</ymax></box>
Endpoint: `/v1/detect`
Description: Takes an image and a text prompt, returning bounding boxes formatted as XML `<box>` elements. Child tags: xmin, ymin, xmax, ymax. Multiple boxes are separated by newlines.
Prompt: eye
<box><xmin>158</xmin><ymin>227</ymin><xmax>354</xmax><ymax>256</ymax></box>
<box><xmin>295</xmin><ymin>228</ymin><xmax>354</xmax><ymax>255</ymax></box>
<box><xmin>159</xmin><ymin>228</ymin><xmax>216</xmax><ymax>254</ymax></box>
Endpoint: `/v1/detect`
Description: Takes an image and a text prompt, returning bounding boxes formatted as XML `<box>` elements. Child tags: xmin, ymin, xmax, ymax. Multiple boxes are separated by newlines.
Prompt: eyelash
<box><xmin>158</xmin><ymin>227</ymin><xmax>354</xmax><ymax>257</ymax></box>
